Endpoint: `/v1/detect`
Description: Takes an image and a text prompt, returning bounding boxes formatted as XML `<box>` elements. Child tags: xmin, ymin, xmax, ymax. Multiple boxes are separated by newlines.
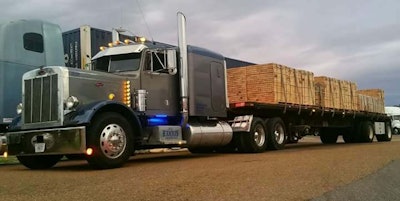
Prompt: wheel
<box><xmin>376</xmin><ymin>122</ymin><xmax>392</xmax><ymax>142</ymax></box>
<box><xmin>319</xmin><ymin>128</ymin><xmax>338</xmax><ymax>144</ymax></box>
<box><xmin>86</xmin><ymin>112</ymin><xmax>133</xmax><ymax>169</ymax></box>
<box><xmin>342</xmin><ymin>134</ymin><xmax>356</xmax><ymax>143</ymax></box>
<box><xmin>358</xmin><ymin>121</ymin><xmax>374</xmax><ymax>143</ymax></box>
<box><xmin>266</xmin><ymin>118</ymin><xmax>286</xmax><ymax>150</ymax></box>
<box><xmin>342</xmin><ymin>128</ymin><xmax>356</xmax><ymax>143</ymax></box>
<box><xmin>17</xmin><ymin>155</ymin><xmax>63</xmax><ymax>169</ymax></box>
<box><xmin>393</xmin><ymin>127</ymin><xmax>399</xmax><ymax>135</ymax></box>
<box><xmin>237</xmin><ymin>117</ymin><xmax>267</xmax><ymax>153</ymax></box>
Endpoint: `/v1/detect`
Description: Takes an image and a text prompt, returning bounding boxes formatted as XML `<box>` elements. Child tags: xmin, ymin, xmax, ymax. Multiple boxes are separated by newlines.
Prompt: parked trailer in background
<box><xmin>0</xmin><ymin>20</ymin><xmax>64</xmax><ymax>132</ymax></box>
<box><xmin>2</xmin><ymin>13</ymin><xmax>392</xmax><ymax>170</ymax></box>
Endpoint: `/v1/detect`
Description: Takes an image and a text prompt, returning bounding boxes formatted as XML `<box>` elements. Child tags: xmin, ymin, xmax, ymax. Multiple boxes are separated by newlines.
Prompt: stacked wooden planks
<box><xmin>227</xmin><ymin>62</ymin><xmax>385</xmax><ymax>114</ymax></box>
<box><xmin>227</xmin><ymin>63</ymin><xmax>315</xmax><ymax>106</ymax></box>
<box><xmin>357</xmin><ymin>89</ymin><xmax>385</xmax><ymax>113</ymax></box>
<box><xmin>314</xmin><ymin>76</ymin><xmax>358</xmax><ymax>110</ymax></box>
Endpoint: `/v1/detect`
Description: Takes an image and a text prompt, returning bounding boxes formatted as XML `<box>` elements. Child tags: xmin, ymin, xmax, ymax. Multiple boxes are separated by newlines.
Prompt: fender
<box><xmin>64</xmin><ymin>100</ymin><xmax>142</xmax><ymax>129</ymax></box>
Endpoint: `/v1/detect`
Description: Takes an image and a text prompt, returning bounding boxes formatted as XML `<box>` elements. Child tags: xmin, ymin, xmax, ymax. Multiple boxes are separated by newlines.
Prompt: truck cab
<box><xmin>385</xmin><ymin>106</ymin><xmax>400</xmax><ymax>134</ymax></box>
<box><xmin>4</xmin><ymin>13</ymin><xmax>232</xmax><ymax>169</ymax></box>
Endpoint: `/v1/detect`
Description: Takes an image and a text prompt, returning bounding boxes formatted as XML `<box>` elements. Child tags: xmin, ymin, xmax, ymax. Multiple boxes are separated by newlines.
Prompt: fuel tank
<box><xmin>184</xmin><ymin>121</ymin><xmax>233</xmax><ymax>148</ymax></box>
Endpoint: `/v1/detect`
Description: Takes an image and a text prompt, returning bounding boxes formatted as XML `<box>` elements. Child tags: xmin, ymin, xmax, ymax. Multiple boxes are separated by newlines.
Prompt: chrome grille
<box><xmin>24</xmin><ymin>74</ymin><xmax>59</xmax><ymax>124</ymax></box>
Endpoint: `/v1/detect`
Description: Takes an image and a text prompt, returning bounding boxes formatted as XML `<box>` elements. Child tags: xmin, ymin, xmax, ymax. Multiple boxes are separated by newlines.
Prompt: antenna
<box><xmin>136</xmin><ymin>0</ymin><xmax>154</xmax><ymax>43</ymax></box>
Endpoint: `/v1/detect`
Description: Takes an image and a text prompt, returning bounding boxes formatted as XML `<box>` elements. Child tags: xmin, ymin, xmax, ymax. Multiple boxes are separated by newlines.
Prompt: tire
<box><xmin>17</xmin><ymin>155</ymin><xmax>62</xmax><ymax>169</ymax></box>
<box><xmin>237</xmin><ymin>117</ymin><xmax>267</xmax><ymax>153</ymax></box>
<box><xmin>342</xmin><ymin>134</ymin><xmax>356</xmax><ymax>143</ymax></box>
<box><xmin>393</xmin><ymin>127</ymin><xmax>399</xmax><ymax>135</ymax></box>
<box><xmin>358</xmin><ymin>121</ymin><xmax>374</xmax><ymax>143</ymax></box>
<box><xmin>266</xmin><ymin>118</ymin><xmax>286</xmax><ymax>150</ymax></box>
<box><xmin>342</xmin><ymin>128</ymin><xmax>357</xmax><ymax>143</ymax></box>
<box><xmin>86</xmin><ymin>112</ymin><xmax>133</xmax><ymax>169</ymax></box>
<box><xmin>376</xmin><ymin>122</ymin><xmax>392</xmax><ymax>142</ymax></box>
<box><xmin>319</xmin><ymin>128</ymin><xmax>338</xmax><ymax>144</ymax></box>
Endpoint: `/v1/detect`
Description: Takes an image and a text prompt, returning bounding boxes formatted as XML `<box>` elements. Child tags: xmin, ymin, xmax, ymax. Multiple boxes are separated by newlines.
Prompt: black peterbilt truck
<box><xmin>2</xmin><ymin>13</ymin><xmax>392</xmax><ymax>169</ymax></box>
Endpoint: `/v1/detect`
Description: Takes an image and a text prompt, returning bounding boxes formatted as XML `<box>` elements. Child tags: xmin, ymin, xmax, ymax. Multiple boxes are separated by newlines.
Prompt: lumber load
<box><xmin>227</xmin><ymin>63</ymin><xmax>315</xmax><ymax>105</ymax></box>
<box><xmin>314</xmin><ymin>76</ymin><xmax>358</xmax><ymax>110</ymax></box>
<box><xmin>357</xmin><ymin>89</ymin><xmax>385</xmax><ymax>113</ymax></box>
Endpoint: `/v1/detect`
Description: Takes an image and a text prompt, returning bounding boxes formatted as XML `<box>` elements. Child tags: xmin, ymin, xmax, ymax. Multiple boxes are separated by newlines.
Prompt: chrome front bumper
<box><xmin>4</xmin><ymin>126</ymin><xmax>86</xmax><ymax>156</ymax></box>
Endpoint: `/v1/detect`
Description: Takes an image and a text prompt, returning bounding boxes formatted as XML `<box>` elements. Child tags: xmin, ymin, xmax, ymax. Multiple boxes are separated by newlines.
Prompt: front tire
<box><xmin>237</xmin><ymin>117</ymin><xmax>267</xmax><ymax>153</ymax></box>
<box><xmin>17</xmin><ymin>155</ymin><xmax>62</xmax><ymax>169</ymax></box>
<box><xmin>86</xmin><ymin>112</ymin><xmax>133</xmax><ymax>169</ymax></box>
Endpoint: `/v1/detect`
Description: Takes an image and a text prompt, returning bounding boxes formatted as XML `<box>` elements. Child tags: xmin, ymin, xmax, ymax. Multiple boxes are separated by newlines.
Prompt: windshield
<box><xmin>392</xmin><ymin>115</ymin><xmax>400</xmax><ymax>121</ymax></box>
<box><xmin>92</xmin><ymin>53</ymin><xmax>141</xmax><ymax>73</ymax></box>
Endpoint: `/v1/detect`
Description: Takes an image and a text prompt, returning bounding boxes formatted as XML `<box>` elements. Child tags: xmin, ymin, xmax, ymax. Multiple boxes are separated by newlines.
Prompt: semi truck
<box><xmin>385</xmin><ymin>106</ymin><xmax>400</xmax><ymax>134</ymax></box>
<box><xmin>1</xmin><ymin>13</ymin><xmax>392</xmax><ymax>169</ymax></box>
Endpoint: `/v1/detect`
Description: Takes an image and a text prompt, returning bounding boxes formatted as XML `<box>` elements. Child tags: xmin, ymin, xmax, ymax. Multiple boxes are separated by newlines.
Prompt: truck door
<box><xmin>140</xmin><ymin>50</ymin><xmax>178</xmax><ymax>116</ymax></box>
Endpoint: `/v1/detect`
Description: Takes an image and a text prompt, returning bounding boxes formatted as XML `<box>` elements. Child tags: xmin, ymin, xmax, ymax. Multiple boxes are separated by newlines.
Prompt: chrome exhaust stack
<box><xmin>177</xmin><ymin>12</ymin><xmax>189</xmax><ymax>129</ymax></box>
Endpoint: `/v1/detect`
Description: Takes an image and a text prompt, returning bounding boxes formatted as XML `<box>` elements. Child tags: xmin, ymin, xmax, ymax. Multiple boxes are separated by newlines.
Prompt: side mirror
<box><xmin>167</xmin><ymin>49</ymin><xmax>177</xmax><ymax>75</ymax></box>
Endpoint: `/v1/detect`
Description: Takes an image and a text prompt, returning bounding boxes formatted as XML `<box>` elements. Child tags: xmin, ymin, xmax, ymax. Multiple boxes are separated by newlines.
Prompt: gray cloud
<box><xmin>1</xmin><ymin>0</ymin><xmax>400</xmax><ymax>104</ymax></box>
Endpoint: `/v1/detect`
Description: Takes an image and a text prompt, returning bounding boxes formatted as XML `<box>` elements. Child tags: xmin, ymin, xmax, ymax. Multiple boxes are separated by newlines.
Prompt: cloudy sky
<box><xmin>2</xmin><ymin>0</ymin><xmax>400</xmax><ymax>105</ymax></box>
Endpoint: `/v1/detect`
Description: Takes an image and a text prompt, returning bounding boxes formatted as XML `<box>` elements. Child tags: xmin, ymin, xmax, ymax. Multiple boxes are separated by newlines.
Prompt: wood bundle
<box><xmin>314</xmin><ymin>76</ymin><xmax>358</xmax><ymax>110</ymax></box>
<box><xmin>227</xmin><ymin>63</ymin><xmax>315</xmax><ymax>105</ymax></box>
<box><xmin>357</xmin><ymin>89</ymin><xmax>385</xmax><ymax>113</ymax></box>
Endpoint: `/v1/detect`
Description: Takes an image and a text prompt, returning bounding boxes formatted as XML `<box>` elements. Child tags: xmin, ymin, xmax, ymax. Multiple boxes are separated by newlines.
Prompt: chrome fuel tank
<box><xmin>184</xmin><ymin>121</ymin><xmax>232</xmax><ymax>148</ymax></box>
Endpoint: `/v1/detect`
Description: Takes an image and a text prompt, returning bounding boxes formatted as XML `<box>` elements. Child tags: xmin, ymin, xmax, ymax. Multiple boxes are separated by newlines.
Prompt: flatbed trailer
<box><xmin>227</xmin><ymin>101</ymin><xmax>392</xmax><ymax>152</ymax></box>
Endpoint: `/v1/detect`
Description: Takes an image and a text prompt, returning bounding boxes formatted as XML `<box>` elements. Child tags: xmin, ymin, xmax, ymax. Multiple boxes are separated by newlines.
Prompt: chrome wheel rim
<box><xmin>274</xmin><ymin>124</ymin><xmax>285</xmax><ymax>144</ymax></box>
<box><xmin>99</xmin><ymin>123</ymin><xmax>127</xmax><ymax>159</ymax></box>
<box><xmin>368</xmin><ymin>125</ymin><xmax>374</xmax><ymax>140</ymax></box>
<box><xmin>253</xmin><ymin>124</ymin><xmax>266</xmax><ymax>147</ymax></box>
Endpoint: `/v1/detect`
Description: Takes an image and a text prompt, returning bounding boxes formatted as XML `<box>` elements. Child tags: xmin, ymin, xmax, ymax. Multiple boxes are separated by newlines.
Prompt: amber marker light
<box><xmin>123</xmin><ymin>80</ymin><xmax>131</xmax><ymax>107</ymax></box>
<box><xmin>3</xmin><ymin>151</ymin><xmax>8</xmax><ymax>158</ymax></box>
<box><xmin>86</xmin><ymin>148</ymin><xmax>93</xmax><ymax>156</ymax></box>
<box><xmin>108</xmin><ymin>93</ymin><xmax>115</xmax><ymax>100</ymax></box>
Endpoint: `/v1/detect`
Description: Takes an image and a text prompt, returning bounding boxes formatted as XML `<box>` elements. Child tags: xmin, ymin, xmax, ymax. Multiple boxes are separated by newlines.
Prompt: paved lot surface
<box><xmin>0</xmin><ymin>136</ymin><xmax>400</xmax><ymax>201</ymax></box>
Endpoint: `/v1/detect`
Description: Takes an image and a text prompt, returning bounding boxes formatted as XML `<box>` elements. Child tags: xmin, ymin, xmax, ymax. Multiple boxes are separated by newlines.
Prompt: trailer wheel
<box><xmin>358</xmin><ymin>121</ymin><xmax>374</xmax><ymax>143</ymax></box>
<box><xmin>319</xmin><ymin>128</ymin><xmax>338</xmax><ymax>144</ymax></box>
<box><xmin>237</xmin><ymin>117</ymin><xmax>267</xmax><ymax>153</ymax></box>
<box><xmin>266</xmin><ymin>118</ymin><xmax>286</xmax><ymax>150</ymax></box>
<box><xmin>17</xmin><ymin>155</ymin><xmax>63</xmax><ymax>169</ymax></box>
<box><xmin>376</xmin><ymin>122</ymin><xmax>392</xmax><ymax>142</ymax></box>
<box><xmin>342</xmin><ymin>134</ymin><xmax>356</xmax><ymax>143</ymax></box>
<box><xmin>86</xmin><ymin>112</ymin><xmax>133</xmax><ymax>169</ymax></box>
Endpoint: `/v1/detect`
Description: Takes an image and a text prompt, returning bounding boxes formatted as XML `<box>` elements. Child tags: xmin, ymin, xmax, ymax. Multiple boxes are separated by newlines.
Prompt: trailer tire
<box><xmin>376</xmin><ymin>122</ymin><xmax>392</xmax><ymax>142</ymax></box>
<box><xmin>358</xmin><ymin>121</ymin><xmax>374</xmax><ymax>143</ymax></box>
<box><xmin>17</xmin><ymin>155</ymin><xmax>62</xmax><ymax>169</ymax></box>
<box><xmin>86</xmin><ymin>112</ymin><xmax>133</xmax><ymax>169</ymax></box>
<box><xmin>237</xmin><ymin>118</ymin><xmax>267</xmax><ymax>153</ymax></box>
<box><xmin>266</xmin><ymin>118</ymin><xmax>286</xmax><ymax>150</ymax></box>
<box><xmin>342</xmin><ymin>134</ymin><xmax>356</xmax><ymax>143</ymax></box>
<box><xmin>320</xmin><ymin>128</ymin><xmax>338</xmax><ymax>144</ymax></box>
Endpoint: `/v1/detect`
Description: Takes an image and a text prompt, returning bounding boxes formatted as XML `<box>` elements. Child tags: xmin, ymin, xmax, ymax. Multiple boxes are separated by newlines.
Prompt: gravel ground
<box><xmin>0</xmin><ymin>136</ymin><xmax>399</xmax><ymax>201</ymax></box>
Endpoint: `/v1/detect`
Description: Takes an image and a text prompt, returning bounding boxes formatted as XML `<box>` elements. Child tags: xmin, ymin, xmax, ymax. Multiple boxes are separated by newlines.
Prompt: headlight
<box><xmin>65</xmin><ymin>96</ymin><xmax>79</xmax><ymax>110</ymax></box>
<box><xmin>16</xmin><ymin>103</ymin><xmax>23</xmax><ymax>114</ymax></box>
